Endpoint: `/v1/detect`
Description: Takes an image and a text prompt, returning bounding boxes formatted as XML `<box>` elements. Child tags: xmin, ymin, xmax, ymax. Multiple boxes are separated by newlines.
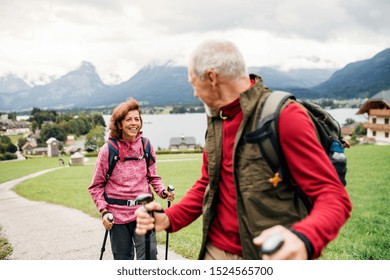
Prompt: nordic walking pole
<box><xmin>261</xmin><ymin>233</ymin><xmax>284</xmax><ymax>256</ymax></box>
<box><xmin>135</xmin><ymin>193</ymin><xmax>153</xmax><ymax>260</ymax></box>
<box><xmin>99</xmin><ymin>212</ymin><xmax>114</xmax><ymax>260</ymax></box>
<box><xmin>165</xmin><ymin>185</ymin><xmax>175</xmax><ymax>260</ymax></box>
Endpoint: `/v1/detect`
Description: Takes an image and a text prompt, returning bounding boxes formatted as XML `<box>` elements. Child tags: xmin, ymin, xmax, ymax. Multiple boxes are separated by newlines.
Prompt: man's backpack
<box><xmin>245</xmin><ymin>91</ymin><xmax>349</xmax><ymax>204</ymax></box>
<box><xmin>103</xmin><ymin>137</ymin><xmax>156</xmax><ymax>206</ymax></box>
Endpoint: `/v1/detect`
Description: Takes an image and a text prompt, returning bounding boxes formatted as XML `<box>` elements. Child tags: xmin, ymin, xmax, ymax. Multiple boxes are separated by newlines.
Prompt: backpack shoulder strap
<box><xmin>246</xmin><ymin>90</ymin><xmax>294</xmax><ymax>173</ymax></box>
<box><xmin>106</xmin><ymin>138</ymin><xmax>119</xmax><ymax>182</ymax></box>
<box><xmin>103</xmin><ymin>138</ymin><xmax>120</xmax><ymax>202</ymax></box>
<box><xmin>246</xmin><ymin>91</ymin><xmax>328</xmax><ymax>213</ymax></box>
<box><xmin>141</xmin><ymin>137</ymin><xmax>155</xmax><ymax>168</ymax></box>
<box><xmin>258</xmin><ymin>91</ymin><xmax>295</xmax><ymax>125</ymax></box>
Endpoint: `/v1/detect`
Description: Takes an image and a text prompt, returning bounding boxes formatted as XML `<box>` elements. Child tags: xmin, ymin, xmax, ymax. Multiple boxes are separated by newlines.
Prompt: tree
<box><xmin>31</xmin><ymin>121</ymin><xmax>38</xmax><ymax>133</ymax></box>
<box><xmin>6</xmin><ymin>143</ymin><xmax>17</xmax><ymax>153</ymax></box>
<box><xmin>0</xmin><ymin>135</ymin><xmax>12</xmax><ymax>145</ymax></box>
<box><xmin>30</xmin><ymin>108</ymin><xmax>57</xmax><ymax>129</ymax></box>
<box><xmin>344</xmin><ymin>118</ymin><xmax>355</xmax><ymax>125</ymax></box>
<box><xmin>85</xmin><ymin>126</ymin><xmax>106</xmax><ymax>152</ymax></box>
<box><xmin>40</xmin><ymin>124</ymin><xmax>67</xmax><ymax>142</ymax></box>
<box><xmin>17</xmin><ymin>137</ymin><xmax>27</xmax><ymax>150</ymax></box>
<box><xmin>8</xmin><ymin>112</ymin><xmax>17</xmax><ymax>121</ymax></box>
<box><xmin>0</xmin><ymin>135</ymin><xmax>17</xmax><ymax>156</ymax></box>
<box><xmin>66</xmin><ymin>119</ymin><xmax>80</xmax><ymax>135</ymax></box>
<box><xmin>170</xmin><ymin>106</ymin><xmax>187</xmax><ymax>114</ymax></box>
<box><xmin>354</xmin><ymin>123</ymin><xmax>367</xmax><ymax>136</ymax></box>
<box><xmin>91</xmin><ymin>113</ymin><xmax>106</xmax><ymax>127</ymax></box>
<box><xmin>77</xmin><ymin>116</ymin><xmax>90</xmax><ymax>135</ymax></box>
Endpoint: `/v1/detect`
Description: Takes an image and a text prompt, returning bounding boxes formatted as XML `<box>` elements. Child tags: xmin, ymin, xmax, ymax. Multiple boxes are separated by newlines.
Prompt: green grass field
<box><xmin>2</xmin><ymin>144</ymin><xmax>390</xmax><ymax>260</ymax></box>
<box><xmin>0</xmin><ymin>226</ymin><xmax>13</xmax><ymax>260</ymax></box>
<box><xmin>0</xmin><ymin>156</ymin><xmax>73</xmax><ymax>183</ymax></box>
<box><xmin>319</xmin><ymin>145</ymin><xmax>390</xmax><ymax>260</ymax></box>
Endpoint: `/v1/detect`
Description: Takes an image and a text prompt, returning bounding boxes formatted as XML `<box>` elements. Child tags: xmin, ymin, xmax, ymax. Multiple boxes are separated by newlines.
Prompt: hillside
<box><xmin>92</xmin><ymin>63</ymin><xmax>198</xmax><ymax>107</ymax></box>
<box><xmin>0</xmin><ymin>47</ymin><xmax>389</xmax><ymax>111</ymax></box>
<box><xmin>311</xmin><ymin>48</ymin><xmax>390</xmax><ymax>99</ymax></box>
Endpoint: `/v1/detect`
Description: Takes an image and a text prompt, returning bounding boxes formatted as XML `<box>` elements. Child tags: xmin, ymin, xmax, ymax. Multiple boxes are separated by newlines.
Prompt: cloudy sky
<box><xmin>0</xmin><ymin>0</ymin><xmax>389</xmax><ymax>85</ymax></box>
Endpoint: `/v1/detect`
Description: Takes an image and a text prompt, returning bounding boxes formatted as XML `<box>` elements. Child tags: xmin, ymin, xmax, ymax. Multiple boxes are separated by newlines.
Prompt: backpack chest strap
<box><xmin>123</xmin><ymin>155</ymin><xmax>145</xmax><ymax>161</ymax></box>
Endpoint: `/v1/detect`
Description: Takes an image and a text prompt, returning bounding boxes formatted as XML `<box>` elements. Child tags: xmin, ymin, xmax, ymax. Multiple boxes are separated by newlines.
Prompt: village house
<box><xmin>26</xmin><ymin>147</ymin><xmax>48</xmax><ymax>156</ymax></box>
<box><xmin>169</xmin><ymin>135</ymin><xmax>199</xmax><ymax>151</ymax></box>
<box><xmin>340</xmin><ymin>124</ymin><xmax>355</xmax><ymax>141</ymax></box>
<box><xmin>0</xmin><ymin>118</ymin><xmax>31</xmax><ymax>136</ymax></box>
<box><xmin>357</xmin><ymin>90</ymin><xmax>390</xmax><ymax>144</ymax></box>
<box><xmin>46</xmin><ymin>137</ymin><xmax>60</xmax><ymax>157</ymax></box>
<box><xmin>21</xmin><ymin>139</ymin><xmax>38</xmax><ymax>154</ymax></box>
<box><xmin>70</xmin><ymin>152</ymin><xmax>85</xmax><ymax>166</ymax></box>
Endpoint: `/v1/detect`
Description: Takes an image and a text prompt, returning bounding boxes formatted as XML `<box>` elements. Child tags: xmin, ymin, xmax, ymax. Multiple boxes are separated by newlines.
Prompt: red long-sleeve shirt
<box><xmin>165</xmin><ymin>100</ymin><xmax>351</xmax><ymax>259</ymax></box>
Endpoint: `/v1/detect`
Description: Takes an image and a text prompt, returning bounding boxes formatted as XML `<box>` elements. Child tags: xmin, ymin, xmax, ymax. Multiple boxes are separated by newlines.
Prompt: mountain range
<box><xmin>0</xmin><ymin>48</ymin><xmax>389</xmax><ymax>111</ymax></box>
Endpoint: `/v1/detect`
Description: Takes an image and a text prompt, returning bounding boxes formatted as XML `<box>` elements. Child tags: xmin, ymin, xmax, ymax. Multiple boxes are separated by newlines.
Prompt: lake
<box><xmin>104</xmin><ymin>113</ymin><xmax>208</xmax><ymax>149</ymax></box>
<box><xmin>104</xmin><ymin>108</ymin><xmax>367</xmax><ymax>149</ymax></box>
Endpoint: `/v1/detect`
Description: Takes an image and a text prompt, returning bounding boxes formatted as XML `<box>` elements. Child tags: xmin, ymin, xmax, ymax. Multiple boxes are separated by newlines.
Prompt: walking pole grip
<box><xmin>99</xmin><ymin>213</ymin><xmax>114</xmax><ymax>260</ymax></box>
<box><xmin>135</xmin><ymin>194</ymin><xmax>153</xmax><ymax>260</ymax></box>
<box><xmin>165</xmin><ymin>185</ymin><xmax>175</xmax><ymax>260</ymax></box>
<box><xmin>167</xmin><ymin>185</ymin><xmax>175</xmax><ymax>208</ymax></box>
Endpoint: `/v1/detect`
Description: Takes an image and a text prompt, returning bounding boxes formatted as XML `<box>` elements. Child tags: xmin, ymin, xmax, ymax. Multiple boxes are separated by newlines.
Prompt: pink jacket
<box><xmin>88</xmin><ymin>133</ymin><xmax>166</xmax><ymax>224</ymax></box>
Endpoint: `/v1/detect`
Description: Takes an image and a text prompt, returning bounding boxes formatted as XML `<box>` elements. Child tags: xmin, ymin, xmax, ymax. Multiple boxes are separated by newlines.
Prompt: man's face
<box><xmin>188</xmin><ymin>67</ymin><xmax>220</xmax><ymax>117</ymax></box>
<box><xmin>188</xmin><ymin>67</ymin><xmax>214</xmax><ymax>107</ymax></box>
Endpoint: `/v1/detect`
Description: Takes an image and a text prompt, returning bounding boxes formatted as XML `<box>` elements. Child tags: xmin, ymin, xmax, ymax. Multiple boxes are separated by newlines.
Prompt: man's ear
<box><xmin>206</xmin><ymin>70</ymin><xmax>218</xmax><ymax>87</ymax></box>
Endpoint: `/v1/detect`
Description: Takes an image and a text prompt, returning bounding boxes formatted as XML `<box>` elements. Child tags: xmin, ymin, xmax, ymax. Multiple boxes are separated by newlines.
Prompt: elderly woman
<box><xmin>88</xmin><ymin>98</ymin><xmax>174</xmax><ymax>260</ymax></box>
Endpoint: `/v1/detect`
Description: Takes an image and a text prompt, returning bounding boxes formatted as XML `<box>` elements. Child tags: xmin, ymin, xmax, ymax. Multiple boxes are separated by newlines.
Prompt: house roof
<box><xmin>46</xmin><ymin>137</ymin><xmax>58</xmax><ymax>144</ymax></box>
<box><xmin>33</xmin><ymin>147</ymin><xmax>48</xmax><ymax>152</ymax></box>
<box><xmin>357</xmin><ymin>89</ymin><xmax>390</xmax><ymax>114</ymax></box>
<box><xmin>169</xmin><ymin>136</ymin><xmax>196</xmax><ymax>146</ymax></box>
<box><xmin>22</xmin><ymin>141</ymin><xmax>37</xmax><ymax>150</ymax></box>
<box><xmin>70</xmin><ymin>152</ymin><xmax>84</xmax><ymax>158</ymax></box>
<box><xmin>341</xmin><ymin>126</ymin><xmax>354</xmax><ymax>136</ymax></box>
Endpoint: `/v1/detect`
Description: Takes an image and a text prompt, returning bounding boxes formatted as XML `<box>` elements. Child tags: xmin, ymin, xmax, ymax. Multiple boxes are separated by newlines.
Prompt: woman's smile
<box><xmin>120</xmin><ymin>110</ymin><xmax>142</xmax><ymax>140</ymax></box>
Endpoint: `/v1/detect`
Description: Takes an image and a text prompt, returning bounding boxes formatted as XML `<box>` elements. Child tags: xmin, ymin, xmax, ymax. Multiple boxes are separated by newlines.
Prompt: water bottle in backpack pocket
<box><xmin>329</xmin><ymin>140</ymin><xmax>347</xmax><ymax>186</ymax></box>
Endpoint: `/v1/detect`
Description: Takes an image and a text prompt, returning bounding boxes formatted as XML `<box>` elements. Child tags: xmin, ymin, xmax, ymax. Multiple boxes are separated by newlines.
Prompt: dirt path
<box><xmin>0</xmin><ymin>168</ymin><xmax>185</xmax><ymax>260</ymax></box>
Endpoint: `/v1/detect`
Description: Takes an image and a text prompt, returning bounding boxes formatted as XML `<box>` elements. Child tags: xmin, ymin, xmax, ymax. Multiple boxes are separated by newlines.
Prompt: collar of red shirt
<box><xmin>219</xmin><ymin>98</ymin><xmax>241</xmax><ymax>120</ymax></box>
<box><xmin>218</xmin><ymin>77</ymin><xmax>256</xmax><ymax>119</ymax></box>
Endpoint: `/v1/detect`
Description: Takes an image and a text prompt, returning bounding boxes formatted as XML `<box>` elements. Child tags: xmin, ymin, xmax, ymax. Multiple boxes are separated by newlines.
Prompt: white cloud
<box><xmin>0</xmin><ymin>0</ymin><xmax>389</xmax><ymax>85</ymax></box>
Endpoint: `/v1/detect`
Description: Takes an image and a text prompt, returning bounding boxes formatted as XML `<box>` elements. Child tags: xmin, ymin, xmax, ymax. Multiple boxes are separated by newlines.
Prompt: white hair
<box><xmin>189</xmin><ymin>40</ymin><xmax>248</xmax><ymax>80</ymax></box>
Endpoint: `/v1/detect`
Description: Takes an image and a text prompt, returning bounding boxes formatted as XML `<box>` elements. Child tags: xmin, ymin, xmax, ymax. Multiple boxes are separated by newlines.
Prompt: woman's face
<box><xmin>119</xmin><ymin>110</ymin><xmax>141</xmax><ymax>140</ymax></box>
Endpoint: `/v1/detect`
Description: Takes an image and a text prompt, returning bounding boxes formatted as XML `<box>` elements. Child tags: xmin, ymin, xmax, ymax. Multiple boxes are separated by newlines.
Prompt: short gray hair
<box><xmin>189</xmin><ymin>40</ymin><xmax>248</xmax><ymax>80</ymax></box>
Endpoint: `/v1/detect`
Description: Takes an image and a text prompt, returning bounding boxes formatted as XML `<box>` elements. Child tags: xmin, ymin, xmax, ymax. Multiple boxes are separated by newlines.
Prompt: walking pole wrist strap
<box><xmin>101</xmin><ymin>211</ymin><xmax>111</xmax><ymax>219</ymax></box>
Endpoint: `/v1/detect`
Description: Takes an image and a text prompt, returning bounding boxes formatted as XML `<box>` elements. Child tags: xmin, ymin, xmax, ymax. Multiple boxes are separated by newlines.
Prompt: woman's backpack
<box><xmin>105</xmin><ymin>137</ymin><xmax>155</xmax><ymax>182</ymax></box>
<box><xmin>103</xmin><ymin>137</ymin><xmax>156</xmax><ymax>206</ymax></box>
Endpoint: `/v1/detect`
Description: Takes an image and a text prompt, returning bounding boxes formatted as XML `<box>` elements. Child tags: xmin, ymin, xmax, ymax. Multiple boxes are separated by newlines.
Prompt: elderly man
<box><xmin>135</xmin><ymin>40</ymin><xmax>351</xmax><ymax>260</ymax></box>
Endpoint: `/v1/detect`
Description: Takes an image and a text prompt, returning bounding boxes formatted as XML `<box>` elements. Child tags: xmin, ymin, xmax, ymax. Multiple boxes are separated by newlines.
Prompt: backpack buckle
<box><xmin>127</xmin><ymin>200</ymin><xmax>136</xmax><ymax>206</ymax></box>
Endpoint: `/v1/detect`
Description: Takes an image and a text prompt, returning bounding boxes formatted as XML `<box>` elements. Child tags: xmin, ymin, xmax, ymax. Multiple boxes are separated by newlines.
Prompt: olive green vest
<box><xmin>199</xmin><ymin>75</ymin><xmax>308</xmax><ymax>260</ymax></box>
